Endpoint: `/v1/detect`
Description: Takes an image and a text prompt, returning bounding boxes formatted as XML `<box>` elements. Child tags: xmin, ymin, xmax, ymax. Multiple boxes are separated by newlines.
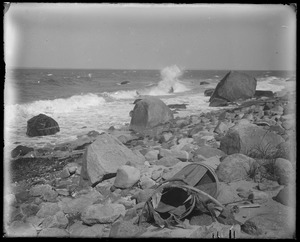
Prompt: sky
<box><xmin>4</xmin><ymin>3</ymin><xmax>296</xmax><ymax>70</ymax></box>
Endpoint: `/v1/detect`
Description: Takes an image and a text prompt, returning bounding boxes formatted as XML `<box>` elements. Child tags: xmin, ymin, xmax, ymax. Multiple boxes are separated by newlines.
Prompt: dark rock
<box><xmin>188</xmin><ymin>124</ymin><xmax>204</xmax><ymax>137</ymax></box>
<box><xmin>209</xmin><ymin>71</ymin><xmax>257</xmax><ymax>107</ymax></box>
<box><xmin>204</xmin><ymin>88</ymin><xmax>215</xmax><ymax>97</ymax></box>
<box><xmin>129</xmin><ymin>97</ymin><xmax>173</xmax><ymax>136</ymax></box>
<box><xmin>209</xmin><ymin>97</ymin><xmax>229</xmax><ymax>107</ymax></box>
<box><xmin>26</xmin><ymin>114</ymin><xmax>60</xmax><ymax>137</ymax></box>
<box><xmin>200</xmin><ymin>81</ymin><xmax>210</xmax><ymax>85</ymax></box>
<box><xmin>11</xmin><ymin>145</ymin><xmax>34</xmax><ymax>158</ymax></box>
<box><xmin>241</xmin><ymin>220</ymin><xmax>262</xmax><ymax>235</ymax></box>
<box><xmin>87</xmin><ymin>130</ymin><xmax>100</xmax><ymax>138</ymax></box>
<box><xmin>167</xmin><ymin>104</ymin><xmax>187</xmax><ymax>109</ymax></box>
<box><xmin>254</xmin><ymin>90</ymin><xmax>274</xmax><ymax>98</ymax></box>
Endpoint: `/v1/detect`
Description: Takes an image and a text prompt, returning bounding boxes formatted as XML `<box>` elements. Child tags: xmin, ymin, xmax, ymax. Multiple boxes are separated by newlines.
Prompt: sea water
<box><xmin>4</xmin><ymin>65</ymin><xmax>295</xmax><ymax>157</ymax></box>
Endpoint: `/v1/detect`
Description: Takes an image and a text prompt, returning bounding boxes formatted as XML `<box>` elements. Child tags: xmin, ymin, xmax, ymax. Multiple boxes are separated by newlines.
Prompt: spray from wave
<box><xmin>139</xmin><ymin>65</ymin><xmax>190</xmax><ymax>96</ymax></box>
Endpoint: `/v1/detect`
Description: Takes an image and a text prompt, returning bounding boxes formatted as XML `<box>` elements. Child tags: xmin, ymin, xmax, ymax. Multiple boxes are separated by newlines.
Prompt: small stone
<box><xmin>36</xmin><ymin>202</ymin><xmax>60</xmax><ymax>218</ymax></box>
<box><xmin>151</xmin><ymin>170</ymin><xmax>162</xmax><ymax>181</ymax></box>
<box><xmin>15</xmin><ymin>191</ymin><xmax>30</xmax><ymax>203</ymax></box>
<box><xmin>81</xmin><ymin>203</ymin><xmax>126</xmax><ymax>225</ymax></box>
<box><xmin>139</xmin><ymin>176</ymin><xmax>156</xmax><ymax>189</ymax></box>
<box><xmin>38</xmin><ymin>228</ymin><xmax>69</xmax><ymax>237</ymax></box>
<box><xmin>55</xmin><ymin>189</ymin><xmax>69</xmax><ymax>196</ymax></box>
<box><xmin>114</xmin><ymin>165</ymin><xmax>141</xmax><ymax>189</ymax></box>
<box><xmin>79</xmin><ymin>224</ymin><xmax>106</xmax><ymax>237</ymax></box>
<box><xmin>60</xmin><ymin>168</ymin><xmax>71</xmax><ymax>179</ymax></box>
<box><xmin>42</xmin><ymin>211</ymin><xmax>68</xmax><ymax>229</ymax></box>
<box><xmin>144</xmin><ymin>150</ymin><xmax>159</xmax><ymax>161</ymax></box>
<box><xmin>20</xmin><ymin>203</ymin><xmax>40</xmax><ymax>217</ymax></box>
<box><xmin>241</xmin><ymin>220</ymin><xmax>262</xmax><ymax>236</ymax></box>
<box><xmin>157</xmin><ymin>156</ymin><xmax>181</xmax><ymax>167</ymax></box>
<box><xmin>248</xmin><ymin>191</ymin><xmax>269</xmax><ymax>204</ymax></box>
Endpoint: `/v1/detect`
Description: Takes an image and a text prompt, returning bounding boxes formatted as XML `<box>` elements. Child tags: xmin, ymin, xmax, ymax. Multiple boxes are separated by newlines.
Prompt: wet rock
<box><xmin>129</xmin><ymin>96</ymin><xmax>173</xmax><ymax>136</ymax></box>
<box><xmin>254</xmin><ymin>90</ymin><xmax>274</xmax><ymax>98</ymax></box>
<box><xmin>216</xmin><ymin>154</ymin><xmax>258</xmax><ymax>183</ymax></box>
<box><xmin>113</xmin><ymin>165</ymin><xmax>141</xmax><ymax>189</ymax></box>
<box><xmin>209</xmin><ymin>71</ymin><xmax>257</xmax><ymax>106</ymax></box>
<box><xmin>38</xmin><ymin>228</ymin><xmax>69</xmax><ymax>237</ymax></box>
<box><xmin>80</xmin><ymin>132</ymin><xmax>145</xmax><ymax>185</ymax></box>
<box><xmin>26</xmin><ymin>113</ymin><xmax>60</xmax><ymax>137</ymax></box>
<box><xmin>11</xmin><ymin>145</ymin><xmax>34</xmax><ymax>158</ymax></box>
<box><xmin>5</xmin><ymin>220</ymin><xmax>37</xmax><ymax>237</ymax></box>
<box><xmin>204</xmin><ymin>88</ymin><xmax>215</xmax><ymax>97</ymax></box>
<box><xmin>81</xmin><ymin>203</ymin><xmax>126</xmax><ymax>225</ymax></box>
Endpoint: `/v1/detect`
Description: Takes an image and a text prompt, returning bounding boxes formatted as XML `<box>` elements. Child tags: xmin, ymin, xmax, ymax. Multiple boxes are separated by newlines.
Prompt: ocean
<box><xmin>4</xmin><ymin>65</ymin><xmax>295</xmax><ymax>157</ymax></box>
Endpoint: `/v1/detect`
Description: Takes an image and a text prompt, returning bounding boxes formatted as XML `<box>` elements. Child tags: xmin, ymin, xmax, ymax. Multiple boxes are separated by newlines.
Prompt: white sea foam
<box><xmin>5</xmin><ymin>93</ymin><xmax>107</xmax><ymax>127</ymax></box>
<box><xmin>138</xmin><ymin>65</ymin><xmax>190</xmax><ymax>96</ymax></box>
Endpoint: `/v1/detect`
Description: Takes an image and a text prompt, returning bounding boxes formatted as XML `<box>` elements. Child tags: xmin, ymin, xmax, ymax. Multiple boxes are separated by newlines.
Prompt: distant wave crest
<box><xmin>5</xmin><ymin>93</ymin><xmax>106</xmax><ymax>125</ymax></box>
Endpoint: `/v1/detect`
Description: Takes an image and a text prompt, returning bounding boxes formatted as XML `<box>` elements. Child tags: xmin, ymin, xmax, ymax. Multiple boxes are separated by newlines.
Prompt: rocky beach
<box><xmin>4</xmin><ymin>72</ymin><xmax>296</xmax><ymax>238</ymax></box>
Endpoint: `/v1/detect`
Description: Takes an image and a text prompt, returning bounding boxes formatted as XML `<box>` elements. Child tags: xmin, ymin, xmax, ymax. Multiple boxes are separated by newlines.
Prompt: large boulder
<box><xmin>220</xmin><ymin>119</ymin><xmax>285</xmax><ymax>158</ymax></box>
<box><xmin>80</xmin><ymin>133</ymin><xmax>145</xmax><ymax>185</ymax></box>
<box><xmin>129</xmin><ymin>97</ymin><xmax>173</xmax><ymax>136</ymax></box>
<box><xmin>26</xmin><ymin>113</ymin><xmax>60</xmax><ymax>137</ymax></box>
<box><xmin>209</xmin><ymin>71</ymin><xmax>257</xmax><ymax>107</ymax></box>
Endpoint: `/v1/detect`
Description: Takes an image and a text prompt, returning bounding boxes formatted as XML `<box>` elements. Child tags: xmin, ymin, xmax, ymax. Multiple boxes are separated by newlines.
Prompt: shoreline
<box><xmin>4</xmin><ymin>86</ymin><xmax>296</xmax><ymax>238</ymax></box>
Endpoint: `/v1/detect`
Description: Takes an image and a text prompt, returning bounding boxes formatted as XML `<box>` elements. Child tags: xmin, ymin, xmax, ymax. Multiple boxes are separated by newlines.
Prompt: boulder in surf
<box><xmin>209</xmin><ymin>71</ymin><xmax>257</xmax><ymax>107</ymax></box>
<box><xmin>129</xmin><ymin>97</ymin><xmax>174</xmax><ymax>136</ymax></box>
<box><xmin>26</xmin><ymin>113</ymin><xmax>60</xmax><ymax>137</ymax></box>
